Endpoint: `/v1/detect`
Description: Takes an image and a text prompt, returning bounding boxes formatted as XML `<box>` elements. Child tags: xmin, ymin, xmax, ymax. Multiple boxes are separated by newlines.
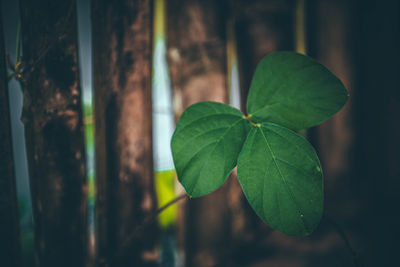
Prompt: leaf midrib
<box><xmin>257</xmin><ymin>126</ymin><xmax>309</xmax><ymax>234</ymax></box>
<box><xmin>174</xmin><ymin>125</ymin><xmax>239</xmax><ymax>157</ymax></box>
<box><xmin>266</xmin><ymin>126</ymin><xmax>315</xmax><ymax>166</ymax></box>
<box><xmin>173</xmin><ymin>113</ymin><xmax>243</xmax><ymax>156</ymax></box>
<box><xmin>181</xmin><ymin>117</ymin><xmax>246</xmax><ymax>195</ymax></box>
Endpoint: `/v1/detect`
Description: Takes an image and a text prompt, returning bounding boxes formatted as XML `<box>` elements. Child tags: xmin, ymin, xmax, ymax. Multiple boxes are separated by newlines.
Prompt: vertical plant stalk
<box><xmin>19</xmin><ymin>0</ymin><xmax>87</xmax><ymax>266</ymax></box>
<box><xmin>92</xmin><ymin>0</ymin><xmax>159</xmax><ymax>266</ymax></box>
<box><xmin>0</xmin><ymin>8</ymin><xmax>21</xmax><ymax>267</ymax></box>
<box><xmin>15</xmin><ymin>21</ymin><xmax>21</xmax><ymax>63</ymax></box>
<box><xmin>167</xmin><ymin>0</ymin><xmax>235</xmax><ymax>266</ymax></box>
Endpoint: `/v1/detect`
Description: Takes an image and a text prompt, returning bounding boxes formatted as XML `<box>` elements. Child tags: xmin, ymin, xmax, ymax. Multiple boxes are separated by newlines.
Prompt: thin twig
<box><xmin>15</xmin><ymin>20</ymin><xmax>21</xmax><ymax>64</ymax></box>
<box><xmin>155</xmin><ymin>193</ymin><xmax>188</xmax><ymax>216</ymax></box>
<box><xmin>325</xmin><ymin>216</ymin><xmax>362</xmax><ymax>267</ymax></box>
<box><xmin>105</xmin><ymin>193</ymin><xmax>188</xmax><ymax>266</ymax></box>
<box><xmin>121</xmin><ymin>193</ymin><xmax>187</xmax><ymax>248</ymax></box>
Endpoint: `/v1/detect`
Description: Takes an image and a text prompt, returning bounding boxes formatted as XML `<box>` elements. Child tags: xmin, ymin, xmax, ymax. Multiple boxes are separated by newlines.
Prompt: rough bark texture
<box><xmin>234</xmin><ymin>0</ymin><xmax>296</xmax><ymax>110</ymax></box>
<box><xmin>92</xmin><ymin>1</ymin><xmax>158</xmax><ymax>266</ymax></box>
<box><xmin>0</xmin><ymin>8</ymin><xmax>21</xmax><ymax>267</ymax></box>
<box><xmin>166</xmin><ymin>1</ymin><xmax>234</xmax><ymax>266</ymax></box>
<box><xmin>19</xmin><ymin>1</ymin><xmax>87</xmax><ymax>266</ymax></box>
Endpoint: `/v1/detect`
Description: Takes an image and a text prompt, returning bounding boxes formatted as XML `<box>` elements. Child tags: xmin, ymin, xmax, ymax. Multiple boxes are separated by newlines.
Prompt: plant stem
<box><xmin>134</xmin><ymin>192</ymin><xmax>187</xmax><ymax>237</ymax></box>
<box><xmin>156</xmin><ymin>193</ymin><xmax>188</xmax><ymax>215</ymax></box>
<box><xmin>325</xmin><ymin>216</ymin><xmax>362</xmax><ymax>267</ymax></box>
<box><xmin>15</xmin><ymin>20</ymin><xmax>21</xmax><ymax>64</ymax></box>
<box><xmin>108</xmin><ymin>193</ymin><xmax>188</xmax><ymax>265</ymax></box>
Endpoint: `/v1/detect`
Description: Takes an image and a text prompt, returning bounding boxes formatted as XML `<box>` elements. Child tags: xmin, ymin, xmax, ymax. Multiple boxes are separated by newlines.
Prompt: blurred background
<box><xmin>0</xmin><ymin>0</ymin><xmax>399</xmax><ymax>267</ymax></box>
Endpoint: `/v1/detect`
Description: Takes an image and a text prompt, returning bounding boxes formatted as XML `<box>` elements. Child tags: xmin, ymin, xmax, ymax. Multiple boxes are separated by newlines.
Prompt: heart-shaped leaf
<box><xmin>171</xmin><ymin>101</ymin><xmax>251</xmax><ymax>197</ymax></box>
<box><xmin>247</xmin><ymin>51</ymin><xmax>348</xmax><ymax>130</ymax></box>
<box><xmin>237</xmin><ymin>122</ymin><xmax>323</xmax><ymax>236</ymax></box>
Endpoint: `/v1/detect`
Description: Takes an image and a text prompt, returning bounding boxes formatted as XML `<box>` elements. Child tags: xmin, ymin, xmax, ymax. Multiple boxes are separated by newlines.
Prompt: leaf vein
<box><xmin>258</xmin><ymin>127</ymin><xmax>309</xmax><ymax>233</ymax></box>
<box><xmin>180</xmin><ymin>117</ymin><xmax>245</xmax><ymax>195</ymax></box>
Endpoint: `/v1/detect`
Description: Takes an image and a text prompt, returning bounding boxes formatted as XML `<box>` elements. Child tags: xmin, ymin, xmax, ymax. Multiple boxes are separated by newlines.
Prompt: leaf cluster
<box><xmin>171</xmin><ymin>52</ymin><xmax>348</xmax><ymax>236</ymax></box>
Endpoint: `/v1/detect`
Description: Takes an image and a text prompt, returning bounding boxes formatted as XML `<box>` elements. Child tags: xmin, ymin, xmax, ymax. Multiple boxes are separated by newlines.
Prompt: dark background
<box><xmin>1</xmin><ymin>0</ymin><xmax>399</xmax><ymax>267</ymax></box>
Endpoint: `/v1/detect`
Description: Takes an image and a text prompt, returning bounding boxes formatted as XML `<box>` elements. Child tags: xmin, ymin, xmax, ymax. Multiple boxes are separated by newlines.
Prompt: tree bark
<box><xmin>0</xmin><ymin>8</ymin><xmax>21</xmax><ymax>267</ymax></box>
<box><xmin>92</xmin><ymin>1</ymin><xmax>158</xmax><ymax>266</ymax></box>
<box><xmin>19</xmin><ymin>1</ymin><xmax>87</xmax><ymax>266</ymax></box>
<box><xmin>166</xmin><ymin>1</ymin><xmax>233</xmax><ymax>266</ymax></box>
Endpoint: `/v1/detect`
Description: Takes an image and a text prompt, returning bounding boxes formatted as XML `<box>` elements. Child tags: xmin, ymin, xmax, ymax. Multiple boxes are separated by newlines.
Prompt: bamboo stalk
<box><xmin>19</xmin><ymin>1</ymin><xmax>87</xmax><ymax>266</ymax></box>
<box><xmin>166</xmin><ymin>1</ymin><xmax>234</xmax><ymax>266</ymax></box>
<box><xmin>92</xmin><ymin>0</ymin><xmax>159</xmax><ymax>266</ymax></box>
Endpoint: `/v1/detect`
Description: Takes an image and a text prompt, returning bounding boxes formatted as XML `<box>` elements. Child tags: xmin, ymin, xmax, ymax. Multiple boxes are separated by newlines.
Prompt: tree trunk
<box><xmin>0</xmin><ymin>8</ymin><xmax>21</xmax><ymax>267</ymax></box>
<box><xmin>19</xmin><ymin>1</ymin><xmax>87</xmax><ymax>266</ymax></box>
<box><xmin>92</xmin><ymin>1</ymin><xmax>158</xmax><ymax>266</ymax></box>
<box><xmin>166</xmin><ymin>1</ymin><xmax>233</xmax><ymax>266</ymax></box>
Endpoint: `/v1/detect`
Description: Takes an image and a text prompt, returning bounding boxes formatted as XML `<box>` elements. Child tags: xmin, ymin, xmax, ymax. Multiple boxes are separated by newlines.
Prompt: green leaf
<box><xmin>247</xmin><ymin>51</ymin><xmax>348</xmax><ymax>130</ymax></box>
<box><xmin>237</xmin><ymin>123</ymin><xmax>323</xmax><ymax>236</ymax></box>
<box><xmin>171</xmin><ymin>101</ymin><xmax>251</xmax><ymax>197</ymax></box>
